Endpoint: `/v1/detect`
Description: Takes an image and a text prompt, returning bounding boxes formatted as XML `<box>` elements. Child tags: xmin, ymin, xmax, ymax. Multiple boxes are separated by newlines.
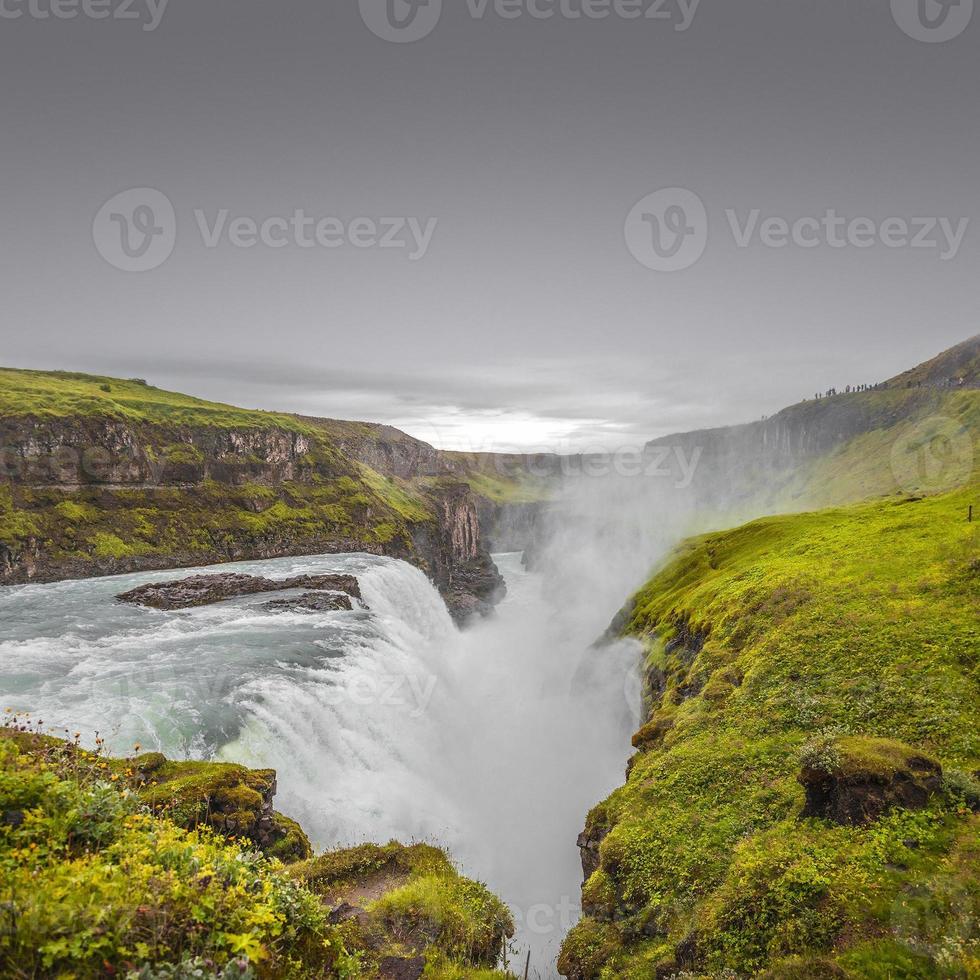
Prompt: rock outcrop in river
<box><xmin>116</xmin><ymin>571</ymin><xmax>362</xmax><ymax>610</ymax></box>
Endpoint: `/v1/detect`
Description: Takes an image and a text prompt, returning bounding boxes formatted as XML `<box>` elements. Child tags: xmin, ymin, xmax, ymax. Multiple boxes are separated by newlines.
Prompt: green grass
<box><xmin>0</xmin><ymin>726</ymin><xmax>516</xmax><ymax>979</ymax></box>
<box><xmin>783</xmin><ymin>390</ymin><xmax>980</xmax><ymax>508</ymax></box>
<box><xmin>560</xmin><ymin>483</ymin><xmax>979</xmax><ymax>978</ymax></box>
<box><xmin>356</xmin><ymin>464</ymin><xmax>434</xmax><ymax>523</ymax></box>
<box><xmin>0</xmin><ymin>368</ymin><xmax>315</xmax><ymax>433</ymax></box>
<box><xmin>457</xmin><ymin>469</ymin><xmax>551</xmax><ymax>505</ymax></box>
<box><xmin>292</xmin><ymin>842</ymin><xmax>514</xmax><ymax>973</ymax></box>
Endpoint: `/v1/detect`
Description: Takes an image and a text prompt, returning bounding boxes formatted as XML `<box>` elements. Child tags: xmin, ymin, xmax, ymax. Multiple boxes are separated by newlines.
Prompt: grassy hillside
<box><xmin>0</xmin><ymin>370</ymin><xmax>437</xmax><ymax>574</ymax></box>
<box><xmin>782</xmin><ymin>389</ymin><xmax>980</xmax><ymax>510</ymax></box>
<box><xmin>642</xmin><ymin>335</ymin><xmax>980</xmax><ymax>521</ymax></box>
<box><xmin>0</xmin><ymin>369</ymin><xmax>319</xmax><ymax>433</ymax></box>
<box><xmin>883</xmin><ymin>335</ymin><xmax>980</xmax><ymax>392</ymax></box>
<box><xmin>0</xmin><ymin>723</ymin><xmax>514</xmax><ymax>979</ymax></box>
<box><xmin>560</xmin><ymin>483</ymin><xmax>979</xmax><ymax>979</ymax></box>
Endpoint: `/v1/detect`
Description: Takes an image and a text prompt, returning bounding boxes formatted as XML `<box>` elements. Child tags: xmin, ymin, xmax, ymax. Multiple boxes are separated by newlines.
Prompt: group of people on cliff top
<box><xmin>810</xmin><ymin>376</ymin><xmax>972</xmax><ymax>402</ymax></box>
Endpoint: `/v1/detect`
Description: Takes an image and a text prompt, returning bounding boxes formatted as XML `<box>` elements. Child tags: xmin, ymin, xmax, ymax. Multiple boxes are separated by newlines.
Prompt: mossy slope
<box><xmin>291</xmin><ymin>842</ymin><xmax>514</xmax><ymax>976</ymax></box>
<box><xmin>560</xmin><ymin>484</ymin><xmax>979</xmax><ymax>978</ymax></box>
<box><xmin>0</xmin><ymin>725</ymin><xmax>515</xmax><ymax>979</ymax></box>
<box><xmin>0</xmin><ymin>369</ymin><xmax>318</xmax><ymax>431</ymax></box>
<box><xmin>643</xmin><ymin>334</ymin><xmax>980</xmax><ymax>520</ymax></box>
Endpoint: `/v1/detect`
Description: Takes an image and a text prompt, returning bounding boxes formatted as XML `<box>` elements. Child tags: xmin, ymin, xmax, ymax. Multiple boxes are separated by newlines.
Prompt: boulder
<box><xmin>132</xmin><ymin>754</ymin><xmax>312</xmax><ymax>861</ymax></box>
<box><xmin>799</xmin><ymin>736</ymin><xmax>942</xmax><ymax>826</ymax></box>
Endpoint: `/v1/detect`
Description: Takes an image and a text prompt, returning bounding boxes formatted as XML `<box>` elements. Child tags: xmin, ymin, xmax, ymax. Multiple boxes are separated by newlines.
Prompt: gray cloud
<box><xmin>1</xmin><ymin>0</ymin><xmax>977</xmax><ymax>448</ymax></box>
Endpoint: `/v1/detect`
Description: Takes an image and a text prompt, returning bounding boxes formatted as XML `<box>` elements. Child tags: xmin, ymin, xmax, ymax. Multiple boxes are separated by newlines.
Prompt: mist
<box><xmin>411</xmin><ymin>459</ymin><xmax>717</xmax><ymax>975</ymax></box>
<box><xmin>0</xmin><ymin>433</ymin><xmax>792</xmax><ymax>978</ymax></box>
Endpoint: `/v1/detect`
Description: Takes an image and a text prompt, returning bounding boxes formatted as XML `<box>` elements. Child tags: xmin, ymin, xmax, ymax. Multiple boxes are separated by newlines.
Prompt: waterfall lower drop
<box><xmin>218</xmin><ymin>554</ymin><xmax>641</xmax><ymax>977</ymax></box>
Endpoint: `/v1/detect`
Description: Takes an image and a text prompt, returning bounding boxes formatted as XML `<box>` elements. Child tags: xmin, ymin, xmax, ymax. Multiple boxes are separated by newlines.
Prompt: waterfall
<box><xmin>0</xmin><ymin>545</ymin><xmax>646</xmax><ymax>978</ymax></box>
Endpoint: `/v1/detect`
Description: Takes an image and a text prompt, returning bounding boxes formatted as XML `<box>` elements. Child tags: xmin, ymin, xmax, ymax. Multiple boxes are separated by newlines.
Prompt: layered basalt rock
<box><xmin>0</xmin><ymin>416</ymin><xmax>318</xmax><ymax>488</ymax></box>
<box><xmin>411</xmin><ymin>483</ymin><xmax>506</xmax><ymax>622</ymax></box>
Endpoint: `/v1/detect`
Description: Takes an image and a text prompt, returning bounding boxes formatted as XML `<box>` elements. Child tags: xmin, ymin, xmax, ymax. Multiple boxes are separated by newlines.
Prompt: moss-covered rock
<box><xmin>291</xmin><ymin>841</ymin><xmax>514</xmax><ymax>973</ymax></box>
<box><xmin>131</xmin><ymin>756</ymin><xmax>313</xmax><ymax>861</ymax></box>
<box><xmin>799</xmin><ymin>735</ymin><xmax>943</xmax><ymax>825</ymax></box>
<box><xmin>266</xmin><ymin>811</ymin><xmax>314</xmax><ymax>863</ymax></box>
<box><xmin>0</xmin><ymin>730</ymin><xmax>313</xmax><ymax>863</ymax></box>
<box><xmin>556</xmin><ymin>919</ymin><xmax>622</xmax><ymax>980</ymax></box>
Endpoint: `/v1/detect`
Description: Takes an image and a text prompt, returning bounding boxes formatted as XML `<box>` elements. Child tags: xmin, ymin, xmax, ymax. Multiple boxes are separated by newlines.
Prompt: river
<box><xmin>0</xmin><ymin>549</ymin><xmax>641</xmax><ymax>977</ymax></box>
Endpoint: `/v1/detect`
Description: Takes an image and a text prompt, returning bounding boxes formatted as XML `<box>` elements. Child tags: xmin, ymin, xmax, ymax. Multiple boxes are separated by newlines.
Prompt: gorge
<box><xmin>0</xmin><ymin>336</ymin><xmax>978</xmax><ymax>979</ymax></box>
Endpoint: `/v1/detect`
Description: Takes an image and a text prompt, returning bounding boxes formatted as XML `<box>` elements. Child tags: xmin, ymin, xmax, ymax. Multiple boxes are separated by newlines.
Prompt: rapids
<box><xmin>0</xmin><ymin>550</ymin><xmax>640</xmax><ymax>977</ymax></box>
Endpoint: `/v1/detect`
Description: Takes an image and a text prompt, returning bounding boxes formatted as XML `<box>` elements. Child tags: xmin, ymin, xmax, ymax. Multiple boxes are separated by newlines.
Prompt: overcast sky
<box><xmin>1</xmin><ymin>0</ymin><xmax>978</xmax><ymax>452</ymax></box>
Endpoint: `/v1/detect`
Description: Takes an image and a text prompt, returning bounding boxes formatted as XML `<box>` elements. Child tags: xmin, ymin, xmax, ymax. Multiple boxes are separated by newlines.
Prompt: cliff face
<box><xmin>1</xmin><ymin>415</ymin><xmax>320</xmax><ymax>487</ymax></box>
<box><xmin>642</xmin><ymin>335</ymin><xmax>980</xmax><ymax>515</ymax></box>
<box><xmin>476</xmin><ymin>498</ymin><xmax>548</xmax><ymax>553</ymax></box>
<box><xmin>319</xmin><ymin>420</ymin><xmax>444</xmax><ymax>480</ymax></box>
<box><xmin>644</xmin><ymin>385</ymin><xmax>978</xmax><ymax>515</ymax></box>
<box><xmin>0</xmin><ymin>374</ymin><xmax>515</xmax><ymax>621</ymax></box>
<box><xmin>413</xmin><ymin>484</ymin><xmax>505</xmax><ymax>621</ymax></box>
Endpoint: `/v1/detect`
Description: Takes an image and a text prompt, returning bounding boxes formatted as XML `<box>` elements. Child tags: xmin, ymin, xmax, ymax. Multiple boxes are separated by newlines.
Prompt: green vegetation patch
<box><xmin>0</xmin><ymin>486</ymin><xmax>40</xmax><ymax>547</ymax></box>
<box><xmin>561</xmin><ymin>483</ymin><xmax>979</xmax><ymax>978</ymax></box>
<box><xmin>457</xmin><ymin>468</ymin><xmax>552</xmax><ymax>505</ymax></box>
<box><xmin>291</xmin><ymin>842</ymin><xmax>514</xmax><ymax>973</ymax></box>
<box><xmin>0</xmin><ymin>725</ymin><xmax>516</xmax><ymax>979</ymax></box>
<box><xmin>0</xmin><ymin>368</ymin><xmax>316</xmax><ymax>433</ymax></box>
<box><xmin>0</xmin><ymin>734</ymin><xmax>351</xmax><ymax>979</ymax></box>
